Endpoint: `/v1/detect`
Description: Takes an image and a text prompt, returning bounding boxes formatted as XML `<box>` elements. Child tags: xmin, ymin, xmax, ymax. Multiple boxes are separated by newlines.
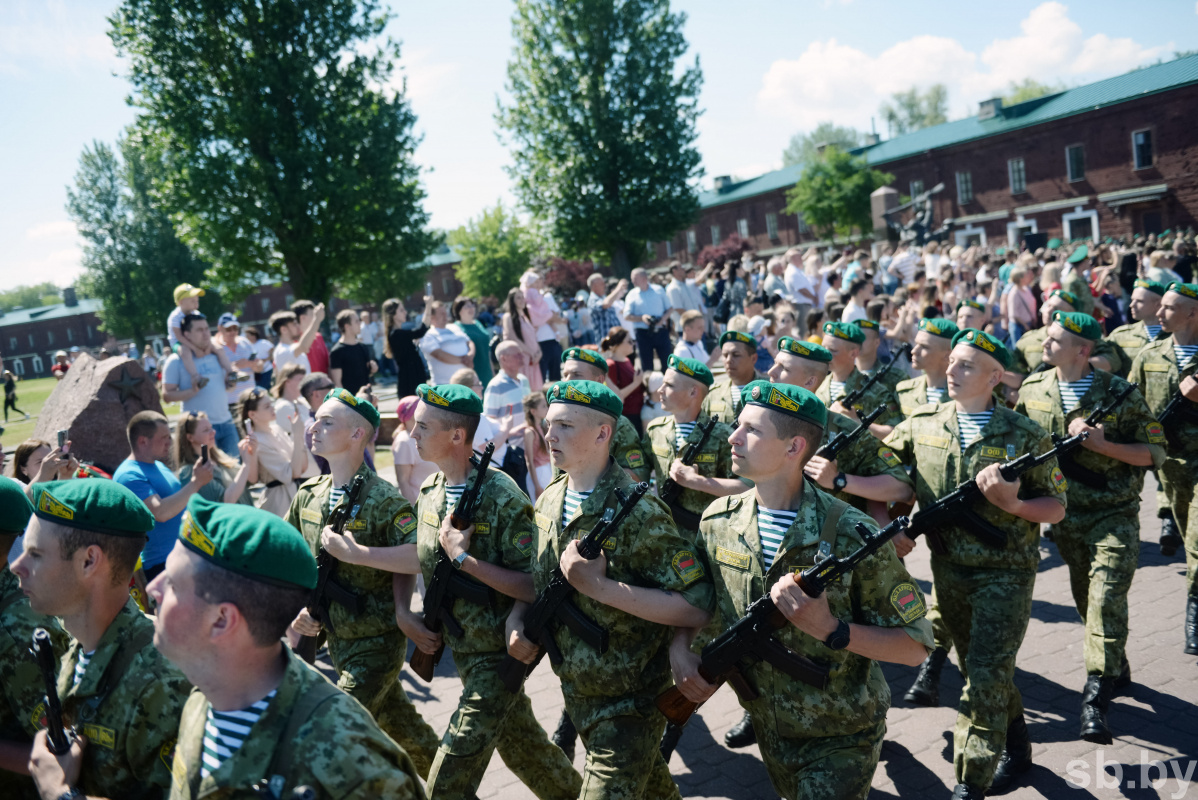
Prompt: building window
<box><xmin>1008</xmin><ymin>158</ymin><xmax>1026</xmax><ymax>195</ymax></box>
<box><xmin>260</xmin><ymin>298</ymin><xmax>270</xmax><ymax>314</ymax></box>
<box><xmin>1133</xmin><ymin>129</ymin><xmax>1153</xmax><ymax>170</ymax></box>
<box><xmin>955</xmin><ymin>171</ymin><xmax>973</xmax><ymax>204</ymax></box>
<box><xmin>1007</xmin><ymin>218</ymin><xmax>1038</xmax><ymax>247</ymax></box>
<box><xmin>7</xmin><ymin>337</ymin><xmax>15</xmax><ymax>351</ymax></box>
<box><xmin>47</xmin><ymin>330</ymin><xmax>54</xmax><ymax>345</ymax></box>
<box><xmin>1066</xmin><ymin>144</ymin><xmax>1085</xmax><ymax>182</ymax></box>
<box><xmin>665</xmin><ymin>240</ymin><xmax>673</xmax><ymax>257</ymax></box>
<box><xmin>12</xmin><ymin>359</ymin><xmax>24</xmax><ymax>376</ymax></box>
<box><xmin>27</xmin><ymin>334</ymin><xmax>35</xmax><ymax>349</ymax></box>
<box><xmin>31</xmin><ymin>355</ymin><xmax>43</xmax><ymax>375</ymax></box>
<box><xmin>646</xmin><ymin>241</ymin><xmax>655</xmax><ymax>256</ymax></box>
<box><xmin>710</xmin><ymin>225</ymin><xmax>720</xmax><ymax>245</ymax></box>
<box><xmin>1063</xmin><ymin>208</ymin><xmax>1099</xmax><ymax>242</ymax></box>
<box><xmin>910</xmin><ymin>180</ymin><xmax>924</xmax><ymax>198</ymax></box>
<box><xmin>797</xmin><ymin>214</ymin><xmax>809</xmax><ymax>234</ymax></box>
<box><xmin>737</xmin><ymin>218</ymin><xmax>749</xmax><ymax>238</ymax></box>
<box><xmin>66</xmin><ymin>327</ymin><xmax>74</xmax><ymax>342</ymax></box>
<box><xmin>766</xmin><ymin>213</ymin><xmax>778</xmax><ymax>239</ymax></box>
<box><xmin>686</xmin><ymin>230</ymin><xmax>697</xmax><ymax>252</ymax></box>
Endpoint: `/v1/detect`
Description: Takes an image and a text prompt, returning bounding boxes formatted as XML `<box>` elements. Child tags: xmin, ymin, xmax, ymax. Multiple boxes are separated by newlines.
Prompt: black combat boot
<box><xmin>1186</xmin><ymin>596</ymin><xmax>1198</xmax><ymax>656</ymax></box>
<box><xmin>723</xmin><ymin>711</ymin><xmax>756</xmax><ymax>748</ymax></box>
<box><xmin>660</xmin><ymin>722</ymin><xmax>684</xmax><ymax>761</ymax></box>
<box><xmin>988</xmin><ymin>714</ymin><xmax>1032</xmax><ymax>795</ymax></box>
<box><xmin>952</xmin><ymin>784</ymin><xmax>986</xmax><ymax>799</ymax></box>
<box><xmin>904</xmin><ymin>646</ymin><xmax>948</xmax><ymax>707</ymax></box>
<box><xmin>1160</xmin><ymin>515</ymin><xmax>1182</xmax><ymax>557</ymax></box>
<box><xmin>551</xmin><ymin>710</ymin><xmax>577</xmax><ymax>761</ymax></box>
<box><xmin>1079</xmin><ymin>675</ymin><xmax>1115</xmax><ymax>745</ymax></box>
<box><xmin>1113</xmin><ymin>656</ymin><xmax>1131</xmax><ymax>692</ymax></box>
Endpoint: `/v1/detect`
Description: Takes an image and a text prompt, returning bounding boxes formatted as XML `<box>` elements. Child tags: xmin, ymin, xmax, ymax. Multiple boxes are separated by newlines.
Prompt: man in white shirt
<box><xmin>420</xmin><ymin>301</ymin><xmax>473</xmax><ymax>384</ymax></box>
<box><xmin>482</xmin><ymin>342</ymin><xmax>533</xmax><ymax>473</ymax></box>
<box><xmin>665</xmin><ymin>262</ymin><xmax>704</xmax><ymax>330</ymax></box>
<box><xmin>270</xmin><ymin>305</ymin><xmax>325</xmax><ymax>374</ymax></box>
<box><xmin>215</xmin><ymin>313</ymin><xmax>260</xmax><ymax>409</ymax></box>
<box><xmin>784</xmin><ymin>246</ymin><xmax>818</xmax><ymax>317</ymax></box>
<box><xmin>624</xmin><ymin>267</ymin><xmax>676</xmax><ymax>372</ymax></box>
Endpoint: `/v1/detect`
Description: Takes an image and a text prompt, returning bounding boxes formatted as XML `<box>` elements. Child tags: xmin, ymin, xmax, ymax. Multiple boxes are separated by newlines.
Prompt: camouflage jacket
<box><xmin>612</xmin><ymin>414</ymin><xmax>651</xmax><ymax>482</ymax></box>
<box><xmin>821</xmin><ymin>410</ymin><xmax>913</xmax><ymax>512</ymax></box>
<box><xmin>1012</xmin><ymin>326</ymin><xmax>1124</xmax><ymax>376</ymax></box>
<box><xmin>816</xmin><ymin>368</ymin><xmax>903</xmax><ymax>427</ymax></box>
<box><xmin>697</xmin><ymin>484</ymin><xmax>933</xmax><ymax>738</ymax></box>
<box><xmin>861</xmin><ymin>356</ymin><xmax>908</xmax><ymax>393</ymax></box>
<box><xmin>895</xmin><ymin>375</ymin><xmax>946</xmax><ymax>418</ymax></box>
<box><xmin>642</xmin><ymin>415</ymin><xmax>737</xmax><ymax>523</ymax></box>
<box><xmin>1128</xmin><ymin>336</ymin><xmax>1198</xmax><ymax>459</ymax></box>
<box><xmin>1015</xmin><ymin>368</ymin><xmax>1164</xmax><ymax>509</ymax></box>
<box><xmin>700</xmin><ymin>372</ymin><xmax>767</xmax><ymax>424</ymax></box>
<box><xmin>1107</xmin><ymin>319</ymin><xmax>1160</xmax><ymax>378</ymax></box>
<box><xmin>884</xmin><ymin>403</ymin><xmax>1067</xmax><ymax>571</ymax></box>
<box><xmin>0</xmin><ymin>568</ymin><xmax>67</xmax><ymax>741</ymax></box>
<box><xmin>59</xmin><ymin>599</ymin><xmax>189</xmax><ymax>800</ymax></box>
<box><xmin>169</xmin><ymin>648</ymin><xmax>423</xmax><ymax>800</ymax></box>
<box><xmin>531</xmin><ymin>460</ymin><xmax>712</xmax><ymax>698</ymax></box>
<box><xmin>287</xmin><ymin>463</ymin><xmax>414</xmax><ymax>640</ymax></box>
<box><xmin>1061</xmin><ymin>269</ymin><xmax>1095</xmax><ymax>316</ymax></box>
<box><xmin>409</xmin><ymin>467</ymin><xmax>536</xmax><ymax>656</ymax></box>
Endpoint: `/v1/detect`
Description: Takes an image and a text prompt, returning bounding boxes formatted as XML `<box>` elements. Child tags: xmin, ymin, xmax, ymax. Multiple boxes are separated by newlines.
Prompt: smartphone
<box><xmin>201</xmin><ymin>444</ymin><xmax>210</xmax><ymax>464</ymax></box>
<box><xmin>57</xmin><ymin>430</ymin><xmax>67</xmax><ymax>450</ymax></box>
<box><xmin>425</xmin><ymin>281</ymin><xmax>434</xmax><ymax>297</ymax></box>
<box><xmin>245</xmin><ymin>419</ymin><xmax>254</xmax><ymax>436</ymax></box>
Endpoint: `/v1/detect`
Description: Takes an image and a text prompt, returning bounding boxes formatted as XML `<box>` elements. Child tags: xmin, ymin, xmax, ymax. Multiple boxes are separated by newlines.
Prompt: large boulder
<box><xmin>33</xmin><ymin>354</ymin><xmax>163</xmax><ymax>474</ymax></box>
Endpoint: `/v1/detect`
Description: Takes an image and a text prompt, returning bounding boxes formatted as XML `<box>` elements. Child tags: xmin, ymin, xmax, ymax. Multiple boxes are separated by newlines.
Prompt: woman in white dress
<box><xmin>236</xmin><ymin>386</ymin><xmax>308</xmax><ymax>516</ymax></box>
<box><xmin>522</xmin><ymin>393</ymin><xmax>553</xmax><ymax>501</ymax></box>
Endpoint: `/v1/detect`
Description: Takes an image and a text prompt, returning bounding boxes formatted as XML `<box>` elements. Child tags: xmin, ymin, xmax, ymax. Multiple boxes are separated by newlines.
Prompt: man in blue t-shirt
<box><xmin>624</xmin><ymin>267</ymin><xmax>676</xmax><ymax>372</ymax></box>
<box><xmin>161</xmin><ymin>312</ymin><xmax>238</xmax><ymax>457</ymax></box>
<box><xmin>113</xmin><ymin>410</ymin><xmax>213</xmax><ymax>578</ymax></box>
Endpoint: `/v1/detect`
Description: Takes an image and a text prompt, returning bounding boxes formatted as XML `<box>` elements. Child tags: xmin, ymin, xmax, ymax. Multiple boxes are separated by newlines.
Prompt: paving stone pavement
<box><xmin>332</xmin><ymin>478</ymin><xmax>1197</xmax><ymax>799</ymax></box>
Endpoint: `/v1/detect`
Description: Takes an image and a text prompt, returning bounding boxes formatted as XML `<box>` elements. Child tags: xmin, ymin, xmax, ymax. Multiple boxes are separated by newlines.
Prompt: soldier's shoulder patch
<box><xmin>671</xmin><ymin>551</ymin><xmax>705</xmax><ymax>585</ymax></box>
<box><xmin>889</xmin><ymin>583</ymin><xmax>926</xmax><ymax>623</ymax></box>
<box><xmin>1050</xmin><ymin>466</ymin><xmax>1068</xmax><ymax>492</ymax></box>
<box><xmin>876</xmin><ymin>446</ymin><xmax>902</xmax><ymax>467</ymax></box>
<box><xmin>159</xmin><ymin>739</ymin><xmax>177</xmax><ymax>772</ymax></box>
<box><xmin>393</xmin><ymin>512</ymin><xmax>417</xmax><ymax>534</ymax></box>
<box><xmin>1146</xmin><ymin>422</ymin><xmax>1166</xmax><ymax>444</ymax></box>
<box><xmin>978</xmin><ymin>446</ymin><xmax>1006</xmax><ymax>460</ymax></box>
<box><xmin>624</xmin><ymin>449</ymin><xmax>645</xmax><ymax>467</ymax></box>
<box><xmin>421</xmin><ymin>510</ymin><xmax>441</xmax><ymax>527</ymax></box>
<box><xmin>513</xmin><ymin>530</ymin><xmax>534</xmax><ymax>556</ymax></box>
<box><xmin>473</xmin><ymin>522</ymin><xmax>491</xmax><ymax>536</ymax></box>
<box><xmin>81</xmin><ymin>723</ymin><xmax>116</xmax><ymax>749</ymax></box>
<box><xmin>714</xmin><ymin>546</ymin><xmax>751</xmax><ymax>571</ymax></box>
<box><xmin>344</xmin><ymin>519</ymin><xmax>367</xmax><ymax>532</ymax></box>
<box><xmin>694</xmin><ymin>453</ymin><xmax>717</xmax><ymax>464</ymax></box>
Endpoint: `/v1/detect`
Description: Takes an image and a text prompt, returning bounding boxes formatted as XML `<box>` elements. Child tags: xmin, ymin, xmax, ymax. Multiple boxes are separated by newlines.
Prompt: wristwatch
<box><xmin>832</xmin><ymin>472</ymin><xmax>848</xmax><ymax>492</ymax></box>
<box><xmin>823</xmin><ymin>618</ymin><xmax>851</xmax><ymax>650</ymax></box>
<box><xmin>56</xmin><ymin>789</ymin><xmax>83</xmax><ymax>800</ymax></box>
<box><xmin>451</xmin><ymin>551</ymin><xmax>469</xmax><ymax>570</ymax></box>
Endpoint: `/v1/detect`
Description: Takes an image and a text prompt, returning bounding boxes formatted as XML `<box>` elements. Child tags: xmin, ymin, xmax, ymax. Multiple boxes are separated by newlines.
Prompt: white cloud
<box><xmin>396</xmin><ymin>47</ymin><xmax>461</xmax><ymax>104</ymax></box>
<box><xmin>25</xmin><ymin>220</ymin><xmax>77</xmax><ymax>241</ymax></box>
<box><xmin>6</xmin><ymin>247</ymin><xmax>84</xmax><ymax>290</ymax></box>
<box><xmin>0</xmin><ymin>1</ymin><xmax>119</xmax><ymax>75</ymax></box>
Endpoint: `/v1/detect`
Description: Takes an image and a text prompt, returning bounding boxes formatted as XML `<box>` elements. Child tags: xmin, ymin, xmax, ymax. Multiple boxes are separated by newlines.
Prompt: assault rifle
<box><xmin>1052</xmin><ymin>381</ymin><xmax>1139</xmax><ymax>487</ymax></box>
<box><xmin>659</xmin><ymin>416</ymin><xmax>719</xmax><ymax>531</ymax></box>
<box><xmin>1158</xmin><ymin>362</ymin><xmax>1198</xmax><ymax>447</ymax></box>
<box><xmin>907</xmin><ymin>431</ymin><xmax>1088</xmax><ymax>554</ymax></box>
<box><xmin>840</xmin><ymin>342</ymin><xmax>911</xmax><ymax>412</ymax></box>
<box><xmin>656</xmin><ymin>516</ymin><xmax>912</xmax><ymax>727</ymax></box>
<box><xmin>32</xmin><ymin>628</ymin><xmax>73</xmax><ymax>754</ymax></box>
<box><xmin>816</xmin><ymin>405</ymin><xmax>884</xmax><ymax>463</ymax></box>
<box><xmin>409</xmin><ymin>443</ymin><xmax>497</xmax><ymax>682</ymax></box>
<box><xmin>497</xmin><ymin>482</ymin><xmax>649</xmax><ymax>692</ymax></box>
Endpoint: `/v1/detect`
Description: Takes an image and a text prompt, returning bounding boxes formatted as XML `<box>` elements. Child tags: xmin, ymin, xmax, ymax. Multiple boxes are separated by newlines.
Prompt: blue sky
<box><xmin>1</xmin><ymin>0</ymin><xmax>1194</xmax><ymax>292</ymax></box>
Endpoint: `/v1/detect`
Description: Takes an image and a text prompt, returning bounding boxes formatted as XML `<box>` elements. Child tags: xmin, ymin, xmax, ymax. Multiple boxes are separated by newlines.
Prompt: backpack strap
<box><xmin>263</xmin><ymin>676</ymin><xmax>342</xmax><ymax>798</ymax></box>
<box><xmin>817</xmin><ymin>497</ymin><xmax>849</xmax><ymax>560</ymax></box>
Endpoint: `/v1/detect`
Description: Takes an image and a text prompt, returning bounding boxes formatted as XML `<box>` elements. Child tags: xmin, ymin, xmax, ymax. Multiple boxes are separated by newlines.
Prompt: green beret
<box><xmin>666</xmin><ymin>354</ymin><xmax>713</xmax><ymax>387</ymax></box>
<box><xmin>30</xmin><ymin>480</ymin><xmax>153</xmax><ymax>538</ymax></box>
<box><xmin>718</xmin><ymin>330</ymin><xmax>757</xmax><ymax>350</ymax></box>
<box><xmin>776</xmin><ymin>337</ymin><xmax>832</xmax><ymax>363</ymax></box>
<box><xmin>741</xmin><ymin>380</ymin><xmax>826</xmax><ymax>428</ymax></box>
<box><xmin>1052</xmin><ymin>311</ymin><xmax>1102</xmax><ymax>341</ymax></box>
<box><xmin>822</xmin><ymin>321</ymin><xmax>865</xmax><ymax>345</ymax></box>
<box><xmin>1167</xmin><ymin>282</ymin><xmax>1198</xmax><ymax>301</ymax></box>
<box><xmin>1046</xmin><ymin>237</ymin><xmax>1062</xmax><ymax>250</ymax></box>
<box><xmin>1050</xmin><ymin>289</ymin><xmax>1078</xmax><ymax>308</ymax></box>
<box><xmin>547</xmin><ymin>380</ymin><xmax>622</xmax><ymax>419</ymax></box>
<box><xmin>856</xmin><ymin>319</ymin><xmax>880</xmax><ymax>332</ymax></box>
<box><xmin>416</xmin><ymin>383</ymin><xmax>481</xmax><ymax>416</ymax></box>
<box><xmin>180</xmin><ymin>495</ymin><xmax>317</xmax><ymax>590</ymax></box>
<box><xmin>1133</xmin><ymin>279</ymin><xmax>1168</xmax><ymax>296</ymax></box>
<box><xmin>561</xmin><ymin>347</ymin><xmax>608</xmax><ymax>374</ymax></box>
<box><xmin>951</xmin><ymin>328</ymin><xmax>1012</xmax><ymax>369</ymax></box>
<box><xmin>0</xmin><ymin>477</ymin><xmax>33</xmax><ymax>535</ymax></box>
<box><xmin>324</xmin><ymin>388</ymin><xmax>381</xmax><ymax>429</ymax></box>
<box><xmin>1068</xmin><ymin>245</ymin><xmax>1089</xmax><ymax>264</ymax></box>
<box><xmin>957</xmin><ymin>299</ymin><xmax>986</xmax><ymax>312</ymax></box>
<box><xmin>918</xmin><ymin>318</ymin><xmax>959</xmax><ymax>340</ymax></box>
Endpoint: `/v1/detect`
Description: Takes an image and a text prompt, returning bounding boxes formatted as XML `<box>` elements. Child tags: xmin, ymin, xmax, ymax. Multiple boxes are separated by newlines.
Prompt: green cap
<box><xmin>416</xmin><ymin>383</ymin><xmax>482</xmax><ymax>416</ymax></box>
<box><xmin>666</xmin><ymin>354</ymin><xmax>713</xmax><ymax>387</ymax></box>
<box><xmin>918</xmin><ymin>318</ymin><xmax>959</xmax><ymax>340</ymax></box>
<box><xmin>324</xmin><ymin>388</ymin><xmax>381</xmax><ymax>429</ymax></box>
<box><xmin>951</xmin><ymin>328</ymin><xmax>1012</xmax><ymax>369</ymax></box>
<box><xmin>741</xmin><ymin>380</ymin><xmax>826</xmax><ymax>427</ymax></box>
<box><xmin>1068</xmin><ymin>245</ymin><xmax>1090</xmax><ymax>264</ymax></box>
<box><xmin>0</xmin><ymin>477</ymin><xmax>33</xmax><ymax>535</ymax></box>
<box><xmin>718</xmin><ymin>330</ymin><xmax>757</xmax><ymax>350</ymax></box>
<box><xmin>1052</xmin><ymin>311</ymin><xmax>1102</xmax><ymax>341</ymax></box>
<box><xmin>957</xmin><ymin>299</ymin><xmax>986</xmax><ymax>312</ymax></box>
<box><xmin>822</xmin><ymin>321</ymin><xmax>865</xmax><ymax>345</ymax></box>
<box><xmin>561</xmin><ymin>346</ymin><xmax>608</xmax><ymax>374</ymax></box>
<box><xmin>1050</xmin><ymin>289</ymin><xmax>1078</xmax><ymax>308</ymax></box>
<box><xmin>1133</xmin><ymin>279</ymin><xmax>1168</xmax><ymax>296</ymax></box>
<box><xmin>776</xmin><ymin>337</ymin><xmax>832</xmax><ymax>363</ymax></box>
<box><xmin>1046</xmin><ymin>237</ymin><xmax>1062</xmax><ymax>249</ymax></box>
<box><xmin>30</xmin><ymin>480</ymin><xmax>154</xmax><ymax>538</ymax></box>
<box><xmin>180</xmin><ymin>495</ymin><xmax>317</xmax><ymax>590</ymax></box>
<box><xmin>547</xmin><ymin>380</ymin><xmax>622</xmax><ymax>419</ymax></box>
<box><xmin>1167</xmin><ymin>282</ymin><xmax>1198</xmax><ymax>301</ymax></box>
<box><xmin>856</xmin><ymin>319</ymin><xmax>880</xmax><ymax>332</ymax></box>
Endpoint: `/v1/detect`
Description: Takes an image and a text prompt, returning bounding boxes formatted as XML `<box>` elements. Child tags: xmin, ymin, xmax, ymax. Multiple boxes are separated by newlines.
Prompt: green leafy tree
<box><xmin>497</xmin><ymin>0</ymin><xmax>703</xmax><ymax>276</ymax></box>
<box><xmin>1002</xmin><ymin>78</ymin><xmax>1064</xmax><ymax>105</ymax></box>
<box><xmin>782</xmin><ymin>122</ymin><xmax>864</xmax><ymax>167</ymax></box>
<box><xmin>784</xmin><ymin>147</ymin><xmax>893</xmax><ymax>241</ymax></box>
<box><xmin>880</xmin><ymin>84</ymin><xmax>948</xmax><ymax>137</ymax></box>
<box><xmin>0</xmin><ymin>283</ymin><xmax>63</xmax><ymax>313</ymax></box>
<box><xmin>447</xmin><ymin>204</ymin><xmax>536</xmax><ymax>299</ymax></box>
<box><xmin>109</xmin><ymin>0</ymin><xmax>438</xmax><ymax>304</ymax></box>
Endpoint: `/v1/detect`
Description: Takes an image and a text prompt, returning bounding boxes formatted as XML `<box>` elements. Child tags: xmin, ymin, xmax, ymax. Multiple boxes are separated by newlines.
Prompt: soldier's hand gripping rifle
<box><xmin>32</xmin><ymin>628</ymin><xmax>73</xmax><ymax>755</ymax></box>
<box><xmin>659</xmin><ymin>416</ymin><xmax>719</xmax><ymax>531</ymax></box>
<box><xmin>840</xmin><ymin>343</ymin><xmax>912</xmax><ymax>413</ymax></box>
<box><xmin>815</xmin><ymin>405</ymin><xmax>884</xmax><ymax>463</ymax></box>
<box><xmin>1052</xmin><ymin>381</ymin><xmax>1140</xmax><ymax>487</ymax></box>
<box><xmin>409</xmin><ymin>443</ymin><xmax>497</xmax><ymax>682</ymax></box>
<box><xmin>295</xmin><ymin>474</ymin><xmax>369</xmax><ymax>664</ymax></box>
<box><xmin>906</xmin><ymin>431</ymin><xmax>1088</xmax><ymax>554</ymax></box>
<box><xmin>656</xmin><ymin>515</ymin><xmax>912</xmax><ymax>727</ymax></box>
<box><xmin>497</xmin><ymin>482</ymin><xmax>649</xmax><ymax>693</ymax></box>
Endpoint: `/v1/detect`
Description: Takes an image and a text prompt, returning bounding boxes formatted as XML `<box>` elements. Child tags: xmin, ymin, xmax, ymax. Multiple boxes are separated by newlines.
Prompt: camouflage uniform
<box><xmin>861</xmin><ymin>358</ymin><xmax>907</xmax><ymax>393</ymax></box>
<box><xmin>1011</xmin><ymin>327</ymin><xmax>1124</xmax><ymax>376</ymax></box>
<box><xmin>884</xmin><ymin>405</ymin><xmax>1067</xmax><ymax>791</ymax></box>
<box><xmin>816</xmin><ymin>369</ymin><xmax>902</xmax><ymax>428</ymax></box>
<box><xmin>642</xmin><ymin>415</ymin><xmax>737</xmax><ymax>527</ymax></box>
<box><xmin>1015</xmin><ymin>369</ymin><xmax>1163</xmax><ymax>675</ymax></box>
<box><xmin>57</xmin><ymin>599</ymin><xmax>189</xmax><ymax>799</ymax></box>
<box><xmin>410</xmin><ymin>467</ymin><xmax>580</xmax><ymax>799</ymax></box>
<box><xmin>286</xmin><ymin>463</ymin><xmax>440</xmax><ymax>777</ymax></box>
<box><xmin>820</xmin><ymin>410</ymin><xmax>913</xmax><ymax>514</ymax></box>
<box><xmin>895</xmin><ymin>375</ymin><xmax>942</xmax><ymax>418</ymax></box>
<box><xmin>612</xmin><ymin>415</ymin><xmax>651</xmax><ymax>483</ymax></box>
<box><xmin>168</xmin><ymin>648</ymin><xmax>423</xmax><ymax>800</ymax></box>
<box><xmin>1061</xmin><ymin>269</ymin><xmax>1095</xmax><ymax>316</ymax></box>
<box><xmin>531</xmin><ymin>460</ymin><xmax>712</xmax><ymax>800</ymax></box>
<box><xmin>700</xmin><ymin>372</ymin><xmax>767</xmax><ymax>424</ymax></box>
<box><xmin>696</xmin><ymin>484</ymin><xmax>933</xmax><ymax>800</ymax></box>
<box><xmin>1107</xmin><ymin>319</ymin><xmax>1160</xmax><ymax>378</ymax></box>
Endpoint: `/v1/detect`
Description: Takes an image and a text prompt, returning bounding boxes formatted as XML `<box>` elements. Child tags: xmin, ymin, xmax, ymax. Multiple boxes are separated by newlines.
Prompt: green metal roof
<box><xmin>698</xmin><ymin>164</ymin><xmax>803</xmax><ymax>209</ymax></box>
<box><xmin>414</xmin><ymin>243</ymin><xmax>462</xmax><ymax>268</ymax></box>
<box><xmin>0</xmin><ymin>298</ymin><xmax>103</xmax><ymax>329</ymax></box>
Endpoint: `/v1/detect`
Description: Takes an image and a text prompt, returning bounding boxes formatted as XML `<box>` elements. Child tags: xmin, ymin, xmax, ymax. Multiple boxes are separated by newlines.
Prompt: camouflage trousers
<box><xmin>932</xmin><ymin>558</ymin><xmax>1034</xmax><ymax>792</ymax></box>
<box><xmin>566</xmin><ymin>690</ymin><xmax>681</xmax><ymax>800</ymax></box>
<box><xmin>326</xmin><ymin>630</ymin><xmax>440</xmax><ymax>779</ymax></box>
<box><xmin>925</xmin><ymin>583</ymin><xmax>954</xmax><ymax>653</ymax></box>
<box><xmin>746</xmin><ymin>711</ymin><xmax>884</xmax><ymax>800</ymax></box>
<box><xmin>427</xmin><ymin>650</ymin><xmax>581</xmax><ymax>800</ymax></box>
<box><xmin>1055</xmin><ymin>509</ymin><xmax>1139</xmax><ymax>676</ymax></box>
<box><xmin>1160</xmin><ymin>456</ymin><xmax>1197</xmax><ymax>535</ymax></box>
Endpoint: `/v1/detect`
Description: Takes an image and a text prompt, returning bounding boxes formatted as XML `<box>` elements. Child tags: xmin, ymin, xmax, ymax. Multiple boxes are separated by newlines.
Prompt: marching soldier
<box><xmin>1015</xmin><ymin>311</ymin><xmax>1163</xmax><ymax>743</ymax></box>
<box><xmin>559</xmin><ymin>347</ymin><xmax>650</xmax><ymax>482</ymax></box>
<box><xmin>1061</xmin><ymin>246</ymin><xmax>1097</xmax><ymax>317</ymax></box>
<box><xmin>896</xmin><ymin>318</ymin><xmax>958</xmax><ymax>417</ymax></box>
<box><xmin>148</xmin><ymin>496</ymin><xmax>424</xmax><ymax>799</ymax></box>
<box><xmin>700</xmin><ymin>331</ymin><xmax>767</xmax><ymax>423</ymax></box>
<box><xmin>670</xmin><ymin>380</ymin><xmax>932</xmax><ymax>800</ymax></box>
<box><xmin>816</xmin><ymin>321</ymin><xmax>902</xmax><ymax>438</ymax></box>
<box><xmin>11</xmin><ymin>480</ymin><xmax>190</xmax><ymax>800</ymax></box>
<box><xmin>1127</xmin><ymin>282</ymin><xmax>1198</xmax><ymax>657</ymax></box>
<box><xmin>1009</xmin><ymin>290</ymin><xmax>1123</xmax><ymax>377</ymax></box>
<box><xmin>855</xmin><ymin>319</ymin><xmax>907</xmax><ymax>392</ymax></box>
<box><xmin>507</xmin><ymin>380</ymin><xmax>713</xmax><ymax>800</ymax></box>
<box><xmin>286</xmin><ymin>389</ymin><xmax>440</xmax><ymax>777</ymax></box>
<box><xmin>955</xmin><ymin>300</ymin><xmax>989</xmax><ymax>333</ymax></box>
<box><xmin>885</xmin><ymin>329</ymin><xmax>1068</xmax><ymax>799</ymax></box>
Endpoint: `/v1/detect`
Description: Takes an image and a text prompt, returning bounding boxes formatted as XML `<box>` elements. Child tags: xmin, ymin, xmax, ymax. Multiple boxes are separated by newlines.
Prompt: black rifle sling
<box><xmin>266</xmin><ymin>677</ymin><xmax>342</xmax><ymax>791</ymax></box>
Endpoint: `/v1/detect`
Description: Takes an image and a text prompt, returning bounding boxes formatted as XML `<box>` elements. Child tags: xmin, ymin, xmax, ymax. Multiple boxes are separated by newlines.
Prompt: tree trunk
<box><xmin>610</xmin><ymin>243</ymin><xmax>632</xmax><ymax>278</ymax></box>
